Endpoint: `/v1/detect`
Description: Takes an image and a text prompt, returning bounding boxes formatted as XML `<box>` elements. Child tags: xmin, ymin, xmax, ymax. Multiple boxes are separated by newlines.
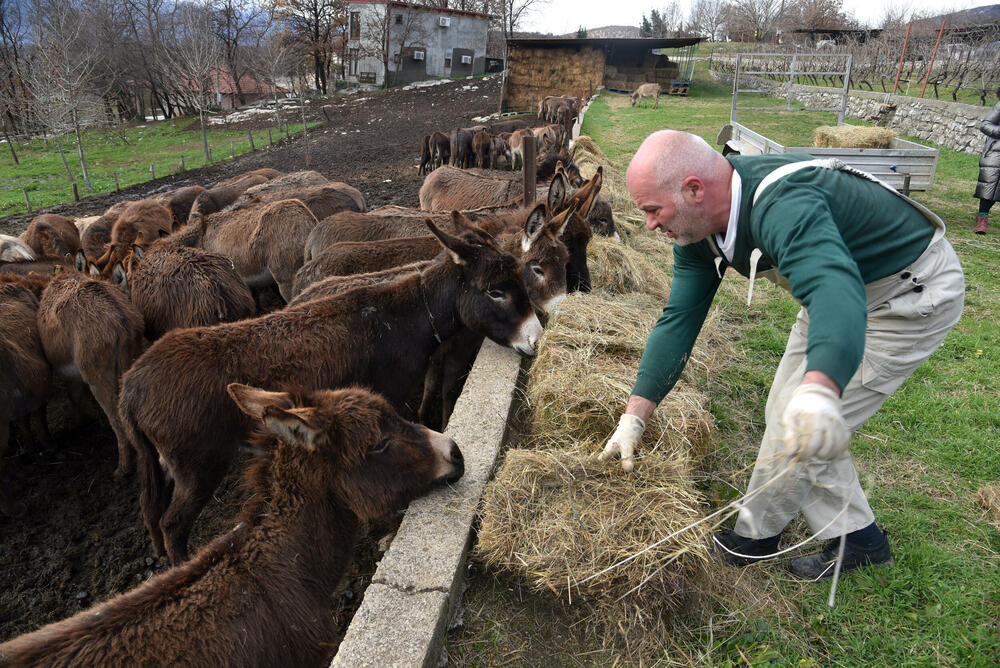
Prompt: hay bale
<box><xmin>476</xmin><ymin>448</ymin><xmax>710</xmax><ymax>605</ymax></box>
<box><xmin>812</xmin><ymin>125</ymin><xmax>895</xmax><ymax>149</ymax></box>
<box><xmin>975</xmin><ymin>482</ymin><xmax>1000</xmax><ymax>527</ymax></box>
<box><xmin>525</xmin><ymin>291</ymin><xmax>713</xmax><ymax>463</ymax></box>
<box><xmin>571</xmin><ymin>134</ymin><xmax>641</xmax><ymax>230</ymax></box>
<box><xmin>588</xmin><ymin>235</ymin><xmax>670</xmax><ymax>300</ymax></box>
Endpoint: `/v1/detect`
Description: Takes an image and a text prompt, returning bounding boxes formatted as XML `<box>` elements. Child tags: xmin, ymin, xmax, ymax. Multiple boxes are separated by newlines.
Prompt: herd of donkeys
<box><xmin>0</xmin><ymin>108</ymin><xmax>618</xmax><ymax>664</ymax></box>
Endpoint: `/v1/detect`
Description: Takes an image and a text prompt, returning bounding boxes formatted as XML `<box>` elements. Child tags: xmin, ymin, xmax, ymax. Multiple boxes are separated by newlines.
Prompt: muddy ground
<box><xmin>0</xmin><ymin>74</ymin><xmax>505</xmax><ymax>643</ymax></box>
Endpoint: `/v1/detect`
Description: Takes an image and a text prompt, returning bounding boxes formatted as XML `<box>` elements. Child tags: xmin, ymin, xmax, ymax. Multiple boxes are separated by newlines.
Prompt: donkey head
<box><xmin>558</xmin><ymin>166</ymin><xmax>605</xmax><ymax>293</ymax></box>
<box><xmin>515</xmin><ymin>201</ymin><xmax>572</xmax><ymax>315</ymax></box>
<box><xmin>227</xmin><ymin>383</ymin><xmax>463</xmax><ymax>523</ymax></box>
<box><xmin>425</xmin><ymin>214</ymin><xmax>543</xmax><ymax>357</ymax></box>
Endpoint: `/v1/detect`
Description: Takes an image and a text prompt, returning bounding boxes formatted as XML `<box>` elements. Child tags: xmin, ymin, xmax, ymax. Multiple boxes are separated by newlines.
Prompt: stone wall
<box><xmin>710</xmin><ymin>70</ymin><xmax>990</xmax><ymax>155</ymax></box>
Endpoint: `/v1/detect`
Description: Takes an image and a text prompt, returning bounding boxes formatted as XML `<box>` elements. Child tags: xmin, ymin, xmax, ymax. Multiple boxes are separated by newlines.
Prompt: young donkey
<box><xmin>0</xmin><ymin>383</ymin><xmax>463</xmax><ymax>667</ymax></box>
<box><xmin>630</xmin><ymin>82</ymin><xmax>661</xmax><ymax>108</ymax></box>
<box><xmin>119</xmin><ymin>217</ymin><xmax>541</xmax><ymax>563</ymax></box>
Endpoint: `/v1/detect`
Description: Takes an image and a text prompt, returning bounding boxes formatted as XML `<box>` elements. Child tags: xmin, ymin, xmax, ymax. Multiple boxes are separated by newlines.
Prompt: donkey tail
<box><xmin>119</xmin><ymin>389</ymin><xmax>169</xmax><ymax>557</ymax></box>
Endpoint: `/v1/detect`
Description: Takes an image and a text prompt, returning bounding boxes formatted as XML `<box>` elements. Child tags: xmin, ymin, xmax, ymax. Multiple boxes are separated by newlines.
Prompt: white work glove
<box><xmin>780</xmin><ymin>383</ymin><xmax>850</xmax><ymax>462</ymax></box>
<box><xmin>599</xmin><ymin>414</ymin><xmax>646</xmax><ymax>472</ymax></box>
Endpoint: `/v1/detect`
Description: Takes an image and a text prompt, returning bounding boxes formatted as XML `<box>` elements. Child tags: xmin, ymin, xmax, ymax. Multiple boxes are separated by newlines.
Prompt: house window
<box><xmin>348</xmin><ymin>48</ymin><xmax>359</xmax><ymax>75</ymax></box>
<box><xmin>444</xmin><ymin>57</ymin><xmax>452</xmax><ymax>68</ymax></box>
<box><xmin>349</xmin><ymin>11</ymin><xmax>360</xmax><ymax>40</ymax></box>
<box><xmin>395</xmin><ymin>13</ymin><xmax>403</xmax><ymax>24</ymax></box>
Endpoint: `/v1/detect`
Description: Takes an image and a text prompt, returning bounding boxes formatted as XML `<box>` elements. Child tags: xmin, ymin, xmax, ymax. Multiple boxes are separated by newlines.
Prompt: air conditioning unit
<box><xmin>438</xmin><ymin>16</ymin><xmax>450</xmax><ymax>27</ymax></box>
<box><xmin>460</xmin><ymin>55</ymin><xmax>472</xmax><ymax>65</ymax></box>
<box><xmin>412</xmin><ymin>50</ymin><xmax>425</xmax><ymax>61</ymax></box>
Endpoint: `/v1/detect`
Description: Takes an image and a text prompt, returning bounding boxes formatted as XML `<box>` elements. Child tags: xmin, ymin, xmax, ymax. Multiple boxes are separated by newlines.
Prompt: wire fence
<box><xmin>3</xmin><ymin>120</ymin><xmax>320</xmax><ymax>218</ymax></box>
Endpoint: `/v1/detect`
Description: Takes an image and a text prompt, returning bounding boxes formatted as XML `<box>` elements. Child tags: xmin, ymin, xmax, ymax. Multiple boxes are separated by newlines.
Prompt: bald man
<box><xmin>600</xmin><ymin>130</ymin><xmax>965</xmax><ymax>579</ymax></box>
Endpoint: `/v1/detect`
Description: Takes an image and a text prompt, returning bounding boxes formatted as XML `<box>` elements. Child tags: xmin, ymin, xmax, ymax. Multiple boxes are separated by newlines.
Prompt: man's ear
<box><xmin>680</xmin><ymin>175</ymin><xmax>705</xmax><ymax>204</ymax></box>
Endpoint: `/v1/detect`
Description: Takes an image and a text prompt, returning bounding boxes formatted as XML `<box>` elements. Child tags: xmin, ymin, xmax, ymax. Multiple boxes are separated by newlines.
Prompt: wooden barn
<box><xmin>500</xmin><ymin>37</ymin><xmax>702</xmax><ymax>113</ymax></box>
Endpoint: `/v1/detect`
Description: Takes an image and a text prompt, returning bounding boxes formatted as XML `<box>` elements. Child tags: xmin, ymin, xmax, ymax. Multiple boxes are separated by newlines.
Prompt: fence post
<box><xmin>522</xmin><ymin>135</ymin><xmax>536</xmax><ymax>205</ymax></box>
<box><xmin>113</xmin><ymin>171</ymin><xmax>120</xmax><ymax>192</ymax></box>
<box><xmin>208</xmin><ymin>147</ymin><xmax>213</xmax><ymax>163</ymax></box>
<box><xmin>150</xmin><ymin>163</ymin><xmax>155</xmax><ymax>180</ymax></box>
<box><xmin>72</xmin><ymin>183</ymin><xmax>79</xmax><ymax>201</ymax></box>
<box><xmin>284</xmin><ymin>123</ymin><xmax>290</xmax><ymax>139</ymax></box>
<box><xmin>23</xmin><ymin>188</ymin><xmax>32</xmax><ymax>212</ymax></box>
<box><xmin>268</xmin><ymin>128</ymin><xmax>273</xmax><ymax>144</ymax></box>
<box><xmin>902</xmin><ymin>173</ymin><xmax>911</xmax><ymax>197</ymax></box>
<box><xmin>180</xmin><ymin>154</ymin><xmax>186</xmax><ymax>171</ymax></box>
<box><xmin>230</xmin><ymin>141</ymin><xmax>235</xmax><ymax>159</ymax></box>
<box><xmin>248</xmin><ymin>130</ymin><xmax>255</xmax><ymax>151</ymax></box>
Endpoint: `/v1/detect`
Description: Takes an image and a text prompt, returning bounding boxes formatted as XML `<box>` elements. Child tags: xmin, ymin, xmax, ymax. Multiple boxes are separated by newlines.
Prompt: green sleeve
<box><xmin>632</xmin><ymin>244</ymin><xmax>722</xmax><ymax>403</ymax></box>
<box><xmin>752</xmin><ymin>181</ymin><xmax>867</xmax><ymax>391</ymax></box>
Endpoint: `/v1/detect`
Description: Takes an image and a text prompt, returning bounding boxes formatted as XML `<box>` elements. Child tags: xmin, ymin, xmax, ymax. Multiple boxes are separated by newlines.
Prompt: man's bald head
<box><xmin>627</xmin><ymin>130</ymin><xmax>729</xmax><ymax>194</ymax></box>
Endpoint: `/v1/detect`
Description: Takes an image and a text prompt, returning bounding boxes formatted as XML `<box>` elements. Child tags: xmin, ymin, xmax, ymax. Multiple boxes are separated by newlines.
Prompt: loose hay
<box><xmin>588</xmin><ymin>235</ymin><xmax>670</xmax><ymax>300</ymax></box>
<box><xmin>525</xmin><ymin>290</ymin><xmax>714</xmax><ymax>464</ymax></box>
<box><xmin>476</xmin><ymin>448</ymin><xmax>710</xmax><ymax>606</ymax></box>
<box><xmin>812</xmin><ymin>125</ymin><xmax>896</xmax><ymax>149</ymax></box>
<box><xmin>572</xmin><ymin>134</ymin><xmax>642</xmax><ymax>230</ymax></box>
<box><xmin>974</xmin><ymin>482</ymin><xmax>1000</xmax><ymax>527</ymax></box>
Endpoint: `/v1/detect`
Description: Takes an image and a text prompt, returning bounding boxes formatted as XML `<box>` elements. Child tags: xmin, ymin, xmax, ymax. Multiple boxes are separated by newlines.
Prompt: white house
<box><xmin>345</xmin><ymin>0</ymin><xmax>491</xmax><ymax>86</ymax></box>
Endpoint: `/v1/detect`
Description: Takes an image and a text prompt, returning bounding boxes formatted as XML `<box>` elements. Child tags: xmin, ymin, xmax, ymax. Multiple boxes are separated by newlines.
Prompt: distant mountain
<box><xmin>560</xmin><ymin>25</ymin><xmax>641</xmax><ymax>39</ymax></box>
<box><xmin>935</xmin><ymin>4</ymin><xmax>1000</xmax><ymax>25</ymax></box>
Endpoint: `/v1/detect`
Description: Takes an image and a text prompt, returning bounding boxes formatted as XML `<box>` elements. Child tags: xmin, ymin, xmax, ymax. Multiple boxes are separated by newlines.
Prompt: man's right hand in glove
<box><xmin>599</xmin><ymin>413</ymin><xmax>646</xmax><ymax>472</ymax></box>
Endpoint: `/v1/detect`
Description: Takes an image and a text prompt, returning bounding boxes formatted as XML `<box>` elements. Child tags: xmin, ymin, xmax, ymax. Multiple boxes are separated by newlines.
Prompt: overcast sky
<box><xmin>522</xmin><ymin>0</ymin><xmax>999</xmax><ymax>36</ymax></box>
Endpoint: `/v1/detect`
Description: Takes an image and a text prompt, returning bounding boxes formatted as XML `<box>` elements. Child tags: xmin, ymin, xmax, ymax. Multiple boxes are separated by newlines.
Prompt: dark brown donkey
<box><xmin>119</xmin><ymin>217</ymin><xmax>541</xmax><ymax>563</ymax></box>
<box><xmin>0</xmin><ymin>383</ymin><xmax>463</xmax><ymax>667</ymax></box>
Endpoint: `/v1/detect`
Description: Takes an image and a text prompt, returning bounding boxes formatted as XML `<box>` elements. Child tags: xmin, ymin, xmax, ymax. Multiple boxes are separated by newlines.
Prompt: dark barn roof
<box><xmin>506</xmin><ymin>37</ymin><xmax>702</xmax><ymax>49</ymax></box>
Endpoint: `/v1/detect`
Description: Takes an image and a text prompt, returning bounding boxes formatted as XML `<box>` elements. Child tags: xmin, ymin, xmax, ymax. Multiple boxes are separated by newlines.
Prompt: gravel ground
<box><xmin>0</xmin><ymin>74</ymin><xmax>503</xmax><ymax>644</ymax></box>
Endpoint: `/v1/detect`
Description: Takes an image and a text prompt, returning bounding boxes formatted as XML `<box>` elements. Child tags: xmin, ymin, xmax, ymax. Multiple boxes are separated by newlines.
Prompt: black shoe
<box><xmin>712</xmin><ymin>529</ymin><xmax>781</xmax><ymax>566</ymax></box>
<box><xmin>789</xmin><ymin>531</ymin><xmax>894</xmax><ymax>580</ymax></box>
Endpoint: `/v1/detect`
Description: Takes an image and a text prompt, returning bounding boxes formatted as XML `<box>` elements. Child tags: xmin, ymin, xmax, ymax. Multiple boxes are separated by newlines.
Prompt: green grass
<box><xmin>450</xmin><ymin>65</ymin><xmax>1000</xmax><ymax>666</ymax></box>
<box><xmin>0</xmin><ymin>117</ymin><xmax>318</xmax><ymax>217</ymax></box>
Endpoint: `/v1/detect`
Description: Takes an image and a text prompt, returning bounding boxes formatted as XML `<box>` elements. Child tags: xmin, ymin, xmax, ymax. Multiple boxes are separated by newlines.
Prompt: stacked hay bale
<box><xmin>503</xmin><ymin>45</ymin><xmax>605</xmax><ymax>113</ymax></box>
<box><xmin>476</xmin><ymin>138</ymin><xmax>726</xmax><ymax>655</ymax></box>
<box><xmin>604</xmin><ymin>54</ymin><xmax>680</xmax><ymax>91</ymax></box>
<box><xmin>812</xmin><ymin>125</ymin><xmax>896</xmax><ymax>149</ymax></box>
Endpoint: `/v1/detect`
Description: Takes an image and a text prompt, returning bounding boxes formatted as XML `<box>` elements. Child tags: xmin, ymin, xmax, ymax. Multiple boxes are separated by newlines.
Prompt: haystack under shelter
<box><xmin>500</xmin><ymin>37</ymin><xmax>702</xmax><ymax>113</ymax></box>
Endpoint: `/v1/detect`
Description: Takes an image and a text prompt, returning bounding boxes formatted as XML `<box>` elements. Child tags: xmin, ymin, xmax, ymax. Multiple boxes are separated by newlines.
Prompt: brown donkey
<box><xmin>38</xmin><ymin>271</ymin><xmax>144</xmax><ymax>476</ymax></box>
<box><xmin>119</xmin><ymin>216</ymin><xmax>540</xmax><ymax>563</ymax></box>
<box><xmin>111</xmin><ymin>242</ymin><xmax>256</xmax><ymax>340</ymax></box>
<box><xmin>0</xmin><ymin>383</ymin><xmax>462</xmax><ymax>667</ymax></box>
<box><xmin>20</xmin><ymin>214</ymin><xmax>81</xmax><ymax>259</ymax></box>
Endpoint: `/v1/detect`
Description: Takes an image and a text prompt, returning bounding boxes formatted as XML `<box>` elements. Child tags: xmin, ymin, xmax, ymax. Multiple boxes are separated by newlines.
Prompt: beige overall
<box><xmin>732</xmin><ymin>159</ymin><xmax>966</xmax><ymax>540</ymax></box>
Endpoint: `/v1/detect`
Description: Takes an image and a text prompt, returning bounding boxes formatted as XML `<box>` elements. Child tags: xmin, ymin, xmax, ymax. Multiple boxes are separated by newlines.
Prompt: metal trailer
<box><xmin>717</xmin><ymin>52</ymin><xmax>939</xmax><ymax>192</ymax></box>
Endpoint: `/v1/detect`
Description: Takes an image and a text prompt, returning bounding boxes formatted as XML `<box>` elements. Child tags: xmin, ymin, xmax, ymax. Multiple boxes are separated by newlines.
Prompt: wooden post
<box><xmin>151</xmin><ymin>163</ymin><xmax>157</xmax><ymax>179</ymax></box>
<box><xmin>230</xmin><ymin>142</ymin><xmax>235</xmax><ymax>159</ymax></box>
<box><xmin>284</xmin><ymin>123</ymin><xmax>290</xmax><ymax>138</ymax></box>
<box><xmin>268</xmin><ymin>128</ymin><xmax>273</xmax><ymax>144</ymax></box>
<box><xmin>72</xmin><ymin>183</ymin><xmax>79</xmax><ymax>201</ymax></box>
<box><xmin>208</xmin><ymin>147</ymin><xmax>213</xmax><ymax>163</ymax></box>
<box><xmin>180</xmin><ymin>154</ymin><xmax>186</xmax><ymax>171</ymax></box>
<box><xmin>113</xmin><ymin>171</ymin><xmax>120</xmax><ymax>192</ymax></box>
<box><xmin>522</xmin><ymin>135</ymin><xmax>536</xmax><ymax>205</ymax></box>
<box><xmin>23</xmin><ymin>188</ymin><xmax>32</xmax><ymax>212</ymax></box>
<box><xmin>248</xmin><ymin>130</ymin><xmax>255</xmax><ymax>151</ymax></box>
<box><xmin>902</xmin><ymin>173</ymin><xmax>911</xmax><ymax>197</ymax></box>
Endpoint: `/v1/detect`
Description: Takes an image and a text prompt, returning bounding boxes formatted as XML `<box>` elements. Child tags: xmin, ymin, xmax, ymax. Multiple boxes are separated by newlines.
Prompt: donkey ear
<box><xmin>112</xmin><ymin>263</ymin><xmax>128</xmax><ymax>290</ymax></box>
<box><xmin>425</xmin><ymin>216</ymin><xmax>475</xmax><ymax>266</ymax></box>
<box><xmin>88</xmin><ymin>263</ymin><xmax>101</xmax><ymax>276</ymax></box>
<box><xmin>521</xmin><ymin>202</ymin><xmax>548</xmax><ymax>252</ymax></box>
<box><xmin>227</xmin><ymin>383</ymin><xmax>295</xmax><ymax>420</ymax></box>
<box><xmin>263</xmin><ymin>407</ymin><xmax>321</xmax><ymax>452</ymax></box>
<box><xmin>548</xmin><ymin>171</ymin><xmax>568</xmax><ymax>213</ymax></box>
<box><xmin>577</xmin><ymin>167</ymin><xmax>604</xmax><ymax>217</ymax></box>
<box><xmin>75</xmin><ymin>250</ymin><xmax>87</xmax><ymax>273</ymax></box>
<box><xmin>549</xmin><ymin>200</ymin><xmax>580</xmax><ymax>238</ymax></box>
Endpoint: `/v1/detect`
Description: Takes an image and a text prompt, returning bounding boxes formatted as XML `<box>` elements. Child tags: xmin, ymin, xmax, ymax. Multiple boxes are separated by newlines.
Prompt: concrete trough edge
<box><xmin>332</xmin><ymin>339</ymin><xmax>524</xmax><ymax>668</ymax></box>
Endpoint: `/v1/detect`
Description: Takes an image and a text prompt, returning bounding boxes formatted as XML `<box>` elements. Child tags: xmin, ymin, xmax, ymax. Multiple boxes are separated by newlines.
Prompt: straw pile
<box><xmin>974</xmin><ymin>482</ymin><xmax>1000</xmax><ymax>528</ymax></box>
<box><xmin>587</xmin><ymin>235</ymin><xmax>670</xmax><ymax>299</ymax></box>
<box><xmin>812</xmin><ymin>125</ymin><xmax>896</xmax><ymax>149</ymax></box>
<box><xmin>573</xmin><ymin>135</ymin><xmax>642</xmax><ymax>231</ymax></box>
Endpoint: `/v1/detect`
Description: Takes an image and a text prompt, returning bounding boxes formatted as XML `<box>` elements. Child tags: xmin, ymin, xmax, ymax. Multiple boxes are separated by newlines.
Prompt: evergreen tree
<box><xmin>640</xmin><ymin>14</ymin><xmax>652</xmax><ymax>37</ymax></box>
<box><xmin>576</xmin><ymin>25</ymin><xmax>587</xmax><ymax>38</ymax></box>
<box><xmin>649</xmin><ymin>9</ymin><xmax>667</xmax><ymax>37</ymax></box>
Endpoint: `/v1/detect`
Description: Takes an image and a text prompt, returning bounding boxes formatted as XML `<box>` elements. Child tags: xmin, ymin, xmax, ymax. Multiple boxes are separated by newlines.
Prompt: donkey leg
<box><xmin>160</xmin><ymin>460</ymin><xmax>228</xmax><ymax>565</ymax></box>
<box><xmin>87</xmin><ymin>373</ymin><xmax>133</xmax><ymax>476</ymax></box>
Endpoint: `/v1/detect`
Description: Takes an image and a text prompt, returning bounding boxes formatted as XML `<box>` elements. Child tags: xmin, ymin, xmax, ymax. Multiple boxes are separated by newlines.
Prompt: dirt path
<box><xmin>0</xmin><ymin>75</ymin><xmax>502</xmax><ymax>642</ymax></box>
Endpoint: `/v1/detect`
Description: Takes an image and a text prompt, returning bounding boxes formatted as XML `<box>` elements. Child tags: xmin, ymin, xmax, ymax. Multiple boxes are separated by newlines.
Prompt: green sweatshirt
<box><xmin>632</xmin><ymin>153</ymin><xmax>935</xmax><ymax>403</ymax></box>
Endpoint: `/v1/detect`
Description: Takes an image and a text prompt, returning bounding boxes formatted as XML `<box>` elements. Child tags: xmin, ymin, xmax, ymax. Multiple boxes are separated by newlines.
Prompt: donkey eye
<box><xmin>370</xmin><ymin>438</ymin><xmax>391</xmax><ymax>455</ymax></box>
<box><xmin>487</xmin><ymin>289</ymin><xmax>507</xmax><ymax>302</ymax></box>
<box><xmin>530</xmin><ymin>264</ymin><xmax>545</xmax><ymax>278</ymax></box>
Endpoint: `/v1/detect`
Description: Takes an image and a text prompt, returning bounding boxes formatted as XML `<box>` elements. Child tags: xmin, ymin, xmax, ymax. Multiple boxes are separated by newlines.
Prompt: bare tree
<box><xmin>25</xmin><ymin>0</ymin><xmax>107</xmax><ymax>190</ymax></box>
<box><xmin>281</xmin><ymin>0</ymin><xmax>342</xmax><ymax>94</ymax></box>
<box><xmin>163</xmin><ymin>1</ymin><xmax>220</xmax><ymax>162</ymax></box>
<box><xmin>357</xmin><ymin>2</ymin><xmax>429</xmax><ymax>88</ymax></box>
<box><xmin>497</xmin><ymin>0</ymin><xmax>548</xmax><ymax>39</ymax></box>
<box><xmin>210</xmin><ymin>0</ymin><xmax>271</xmax><ymax>107</ymax></box>
<box><xmin>248</xmin><ymin>25</ymin><xmax>299</xmax><ymax>127</ymax></box>
<box><xmin>688</xmin><ymin>0</ymin><xmax>730</xmax><ymax>41</ymax></box>
<box><xmin>726</xmin><ymin>0</ymin><xmax>782</xmax><ymax>41</ymax></box>
<box><xmin>0</xmin><ymin>0</ymin><xmax>28</xmax><ymax>163</ymax></box>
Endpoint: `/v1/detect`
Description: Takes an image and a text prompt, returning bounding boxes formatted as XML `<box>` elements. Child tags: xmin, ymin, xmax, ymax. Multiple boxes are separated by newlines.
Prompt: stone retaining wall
<box><xmin>710</xmin><ymin>70</ymin><xmax>990</xmax><ymax>155</ymax></box>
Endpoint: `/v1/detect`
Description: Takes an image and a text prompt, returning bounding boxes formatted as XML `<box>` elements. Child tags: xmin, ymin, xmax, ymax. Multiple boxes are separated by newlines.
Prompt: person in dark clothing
<box><xmin>974</xmin><ymin>87</ymin><xmax>1000</xmax><ymax>234</ymax></box>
